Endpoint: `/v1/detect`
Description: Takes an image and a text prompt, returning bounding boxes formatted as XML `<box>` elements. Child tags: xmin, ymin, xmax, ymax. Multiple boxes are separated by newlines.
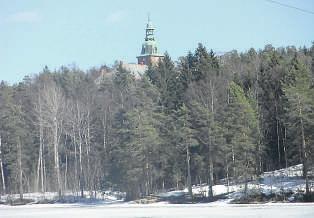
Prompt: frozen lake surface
<box><xmin>0</xmin><ymin>203</ymin><xmax>314</xmax><ymax>218</ymax></box>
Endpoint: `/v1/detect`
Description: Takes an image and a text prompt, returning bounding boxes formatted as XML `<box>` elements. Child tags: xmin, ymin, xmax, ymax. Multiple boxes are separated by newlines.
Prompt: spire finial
<box><xmin>148</xmin><ymin>13</ymin><xmax>150</xmax><ymax>23</ymax></box>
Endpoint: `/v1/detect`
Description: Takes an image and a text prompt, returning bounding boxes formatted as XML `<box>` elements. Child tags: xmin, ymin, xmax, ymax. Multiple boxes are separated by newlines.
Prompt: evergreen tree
<box><xmin>172</xmin><ymin>104</ymin><xmax>196</xmax><ymax>199</ymax></box>
<box><xmin>283</xmin><ymin>57</ymin><xmax>314</xmax><ymax>196</ymax></box>
<box><xmin>259</xmin><ymin>48</ymin><xmax>286</xmax><ymax>170</ymax></box>
<box><xmin>222</xmin><ymin>82</ymin><xmax>258</xmax><ymax>195</ymax></box>
<box><xmin>0</xmin><ymin>82</ymin><xmax>29</xmax><ymax>199</ymax></box>
<box><xmin>151</xmin><ymin>53</ymin><xmax>183</xmax><ymax>111</ymax></box>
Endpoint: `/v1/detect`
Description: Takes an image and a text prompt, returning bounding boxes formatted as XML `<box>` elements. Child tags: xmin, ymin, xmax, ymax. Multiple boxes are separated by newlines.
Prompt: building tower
<box><xmin>137</xmin><ymin>16</ymin><xmax>164</xmax><ymax>65</ymax></box>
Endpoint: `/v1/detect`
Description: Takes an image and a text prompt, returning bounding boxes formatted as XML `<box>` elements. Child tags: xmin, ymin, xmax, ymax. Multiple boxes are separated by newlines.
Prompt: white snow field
<box><xmin>0</xmin><ymin>203</ymin><xmax>314</xmax><ymax>218</ymax></box>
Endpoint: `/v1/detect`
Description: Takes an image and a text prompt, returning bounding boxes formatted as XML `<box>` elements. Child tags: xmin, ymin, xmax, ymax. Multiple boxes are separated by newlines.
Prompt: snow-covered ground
<box><xmin>0</xmin><ymin>165</ymin><xmax>314</xmax><ymax>217</ymax></box>
<box><xmin>0</xmin><ymin>164</ymin><xmax>313</xmax><ymax>206</ymax></box>
<box><xmin>0</xmin><ymin>190</ymin><xmax>124</xmax><ymax>204</ymax></box>
<box><xmin>0</xmin><ymin>203</ymin><xmax>314</xmax><ymax>218</ymax></box>
<box><xmin>177</xmin><ymin>164</ymin><xmax>313</xmax><ymax>201</ymax></box>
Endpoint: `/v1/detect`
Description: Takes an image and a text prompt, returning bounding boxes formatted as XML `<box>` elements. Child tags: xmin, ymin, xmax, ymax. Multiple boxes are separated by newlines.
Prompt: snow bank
<box><xmin>166</xmin><ymin>164</ymin><xmax>313</xmax><ymax>202</ymax></box>
<box><xmin>0</xmin><ymin>190</ymin><xmax>125</xmax><ymax>205</ymax></box>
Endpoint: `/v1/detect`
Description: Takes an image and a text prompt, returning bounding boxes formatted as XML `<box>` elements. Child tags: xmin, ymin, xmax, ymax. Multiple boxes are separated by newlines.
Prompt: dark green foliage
<box><xmin>147</xmin><ymin>53</ymin><xmax>183</xmax><ymax>111</ymax></box>
<box><xmin>222</xmin><ymin>82</ymin><xmax>258</xmax><ymax>185</ymax></box>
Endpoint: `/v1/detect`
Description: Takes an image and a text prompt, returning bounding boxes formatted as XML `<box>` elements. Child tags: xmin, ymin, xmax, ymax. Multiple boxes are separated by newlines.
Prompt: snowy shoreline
<box><xmin>1</xmin><ymin>164</ymin><xmax>313</xmax><ymax>207</ymax></box>
<box><xmin>1</xmin><ymin>203</ymin><xmax>314</xmax><ymax>218</ymax></box>
<box><xmin>1</xmin><ymin>201</ymin><xmax>314</xmax><ymax>208</ymax></box>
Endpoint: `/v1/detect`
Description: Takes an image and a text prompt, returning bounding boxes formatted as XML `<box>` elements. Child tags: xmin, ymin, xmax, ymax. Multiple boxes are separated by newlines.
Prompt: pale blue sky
<box><xmin>1</xmin><ymin>0</ymin><xmax>313</xmax><ymax>84</ymax></box>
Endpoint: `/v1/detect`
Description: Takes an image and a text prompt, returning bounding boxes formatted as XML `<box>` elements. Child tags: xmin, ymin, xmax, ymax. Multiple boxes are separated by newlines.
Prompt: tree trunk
<box><xmin>43</xmin><ymin>158</ymin><xmax>47</xmax><ymax>193</ymax></box>
<box><xmin>298</xmin><ymin>95</ymin><xmax>309</xmax><ymax>196</ymax></box>
<box><xmin>244</xmin><ymin>166</ymin><xmax>249</xmax><ymax>198</ymax></box>
<box><xmin>72</xmin><ymin>125</ymin><xmax>78</xmax><ymax>193</ymax></box>
<box><xmin>39</xmin><ymin>95</ymin><xmax>44</xmax><ymax>193</ymax></box>
<box><xmin>77</xmin><ymin>102</ymin><xmax>84</xmax><ymax>198</ymax></box>
<box><xmin>208</xmin><ymin>153</ymin><xmax>214</xmax><ymax>199</ymax></box>
<box><xmin>283</xmin><ymin>127</ymin><xmax>288</xmax><ymax>169</ymax></box>
<box><xmin>162</xmin><ymin>180</ymin><xmax>165</xmax><ymax>191</ymax></box>
<box><xmin>255</xmin><ymin>61</ymin><xmax>263</xmax><ymax>175</ymax></box>
<box><xmin>53</xmin><ymin>117</ymin><xmax>61</xmax><ymax>199</ymax></box>
<box><xmin>207</xmin><ymin>80</ymin><xmax>215</xmax><ymax>200</ymax></box>
<box><xmin>36</xmin><ymin>123</ymin><xmax>44</xmax><ymax>193</ymax></box>
<box><xmin>210</xmin><ymin>80</ymin><xmax>214</xmax><ymax>117</ymax></box>
<box><xmin>65</xmin><ymin>152</ymin><xmax>68</xmax><ymax>191</ymax></box>
<box><xmin>103</xmin><ymin>110</ymin><xmax>107</xmax><ymax>151</ymax></box>
<box><xmin>256</xmin><ymin>118</ymin><xmax>262</xmax><ymax>175</ymax></box>
<box><xmin>244</xmin><ymin>151</ymin><xmax>249</xmax><ymax>198</ymax></box>
<box><xmin>0</xmin><ymin>135</ymin><xmax>6</xmax><ymax>194</ymax></box>
<box><xmin>145</xmin><ymin>161</ymin><xmax>149</xmax><ymax>196</ymax></box>
<box><xmin>186</xmin><ymin>145</ymin><xmax>193</xmax><ymax>200</ymax></box>
<box><xmin>36</xmin><ymin>150</ymin><xmax>40</xmax><ymax>192</ymax></box>
<box><xmin>225</xmin><ymin>156</ymin><xmax>230</xmax><ymax>194</ymax></box>
<box><xmin>17</xmin><ymin>139</ymin><xmax>23</xmax><ymax>200</ymax></box>
<box><xmin>79</xmin><ymin>130</ymin><xmax>83</xmax><ymax>198</ymax></box>
<box><xmin>102</xmin><ymin>113</ymin><xmax>108</xmax><ymax>180</ymax></box>
<box><xmin>102</xmin><ymin>106</ymin><xmax>110</xmax><ymax>178</ymax></box>
<box><xmin>86</xmin><ymin>109</ymin><xmax>91</xmax><ymax>193</ymax></box>
<box><xmin>231</xmin><ymin>144</ymin><xmax>236</xmax><ymax>178</ymax></box>
<box><xmin>276</xmin><ymin>117</ymin><xmax>281</xmax><ymax>169</ymax></box>
<box><xmin>120</xmin><ymin>91</ymin><xmax>124</xmax><ymax>109</ymax></box>
<box><xmin>207</xmin><ymin>121</ymin><xmax>214</xmax><ymax>199</ymax></box>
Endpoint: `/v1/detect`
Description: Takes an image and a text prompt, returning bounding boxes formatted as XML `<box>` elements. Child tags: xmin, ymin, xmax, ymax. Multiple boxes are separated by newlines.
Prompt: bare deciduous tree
<box><xmin>41</xmin><ymin>80</ymin><xmax>65</xmax><ymax>199</ymax></box>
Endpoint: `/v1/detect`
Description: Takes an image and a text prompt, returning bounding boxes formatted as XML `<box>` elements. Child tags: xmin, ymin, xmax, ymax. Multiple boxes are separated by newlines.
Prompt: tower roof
<box><xmin>137</xmin><ymin>15</ymin><xmax>164</xmax><ymax>65</ymax></box>
<box><xmin>139</xmin><ymin>16</ymin><xmax>163</xmax><ymax>56</ymax></box>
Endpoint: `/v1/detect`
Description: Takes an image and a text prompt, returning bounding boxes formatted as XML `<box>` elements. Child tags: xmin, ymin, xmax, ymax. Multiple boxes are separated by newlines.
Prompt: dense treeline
<box><xmin>0</xmin><ymin>43</ymin><xmax>313</xmax><ymax>200</ymax></box>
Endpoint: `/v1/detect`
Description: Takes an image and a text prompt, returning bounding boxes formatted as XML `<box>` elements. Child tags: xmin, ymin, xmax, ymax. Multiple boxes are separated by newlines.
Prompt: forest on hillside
<box><xmin>0</xmin><ymin>43</ymin><xmax>313</xmax><ymax>201</ymax></box>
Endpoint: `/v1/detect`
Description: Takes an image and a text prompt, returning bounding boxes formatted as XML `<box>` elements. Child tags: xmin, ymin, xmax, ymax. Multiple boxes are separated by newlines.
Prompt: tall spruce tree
<box><xmin>222</xmin><ymin>82</ymin><xmax>258</xmax><ymax>195</ymax></box>
<box><xmin>283</xmin><ymin>57</ymin><xmax>314</xmax><ymax>196</ymax></box>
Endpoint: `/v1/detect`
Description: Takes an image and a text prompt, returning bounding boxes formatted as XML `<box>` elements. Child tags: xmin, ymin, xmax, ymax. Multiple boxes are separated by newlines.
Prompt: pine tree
<box><xmin>188</xmin><ymin>100</ymin><xmax>223</xmax><ymax>199</ymax></box>
<box><xmin>0</xmin><ymin>82</ymin><xmax>29</xmax><ymax>199</ymax></box>
<box><xmin>110</xmin><ymin>76</ymin><xmax>161</xmax><ymax>200</ymax></box>
<box><xmin>222</xmin><ymin>82</ymin><xmax>258</xmax><ymax>195</ymax></box>
<box><xmin>172</xmin><ymin>104</ymin><xmax>197</xmax><ymax>200</ymax></box>
<box><xmin>152</xmin><ymin>53</ymin><xmax>183</xmax><ymax>111</ymax></box>
<box><xmin>113</xmin><ymin>63</ymin><xmax>135</xmax><ymax>109</ymax></box>
<box><xmin>259</xmin><ymin>48</ymin><xmax>286</xmax><ymax>170</ymax></box>
<box><xmin>283</xmin><ymin>57</ymin><xmax>314</xmax><ymax>196</ymax></box>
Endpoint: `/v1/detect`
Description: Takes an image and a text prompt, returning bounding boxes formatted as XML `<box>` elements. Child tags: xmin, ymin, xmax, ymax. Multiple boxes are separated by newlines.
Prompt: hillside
<box><xmin>156</xmin><ymin>164</ymin><xmax>314</xmax><ymax>204</ymax></box>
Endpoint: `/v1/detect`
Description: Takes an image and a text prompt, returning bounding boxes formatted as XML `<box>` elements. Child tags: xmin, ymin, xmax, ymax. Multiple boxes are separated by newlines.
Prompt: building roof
<box><xmin>120</xmin><ymin>62</ymin><xmax>147</xmax><ymax>79</ymax></box>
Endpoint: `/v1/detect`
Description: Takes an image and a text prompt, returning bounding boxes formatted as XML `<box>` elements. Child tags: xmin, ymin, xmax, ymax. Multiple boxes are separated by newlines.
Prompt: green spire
<box><xmin>137</xmin><ymin>15</ymin><xmax>164</xmax><ymax>65</ymax></box>
<box><xmin>139</xmin><ymin>15</ymin><xmax>159</xmax><ymax>55</ymax></box>
<box><xmin>145</xmin><ymin>14</ymin><xmax>155</xmax><ymax>41</ymax></box>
